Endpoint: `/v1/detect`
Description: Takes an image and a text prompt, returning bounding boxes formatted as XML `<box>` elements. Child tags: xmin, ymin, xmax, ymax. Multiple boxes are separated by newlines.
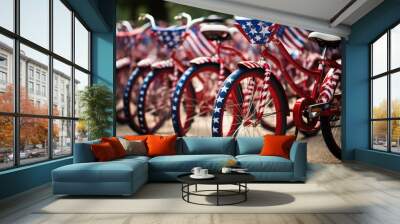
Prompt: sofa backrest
<box><xmin>177</xmin><ymin>137</ymin><xmax>236</xmax><ymax>155</ymax></box>
<box><xmin>235</xmin><ymin>137</ymin><xmax>263</xmax><ymax>155</ymax></box>
<box><xmin>73</xmin><ymin>139</ymin><xmax>100</xmax><ymax>163</ymax></box>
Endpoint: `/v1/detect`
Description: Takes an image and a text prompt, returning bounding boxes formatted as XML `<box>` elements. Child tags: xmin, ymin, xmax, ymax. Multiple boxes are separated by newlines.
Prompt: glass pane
<box><xmin>391</xmin><ymin>24</ymin><xmax>400</xmax><ymax>70</ymax></box>
<box><xmin>372</xmin><ymin>76</ymin><xmax>387</xmax><ymax>119</ymax></box>
<box><xmin>53</xmin><ymin>119</ymin><xmax>72</xmax><ymax>157</ymax></box>
<box><xmin>75</xmin><ymin>120</ymin><xmax>88</xmax><ymax>143</ymax></box>
<box><xmin>53</xmin><ymin>59</ymin><xmax>72</xmax><ymax>117</ymax></box>
<box><xmin>20</xmin><ymin>44</ymin><xmax>49</xmax><ymax>115</ymax></box>
<box><xmin>74</xmin><ymin>18</ymin><xmax>89</xmax><ymax>70</ymax></box>
<box><xmin>0</xmin><ymin>35</ymin><xmax>14</xmax><ymax>112</ymax></box>
<box><xmin>372</xmin><ymin>121</ymin><xmax>388</xmax><ymax>151</ymax></box>
<box><xmin>372</xmin><ymin>33</ymin><xmax>387</xmax><ymax>76</ymax></box>
<box><xmin>74</xmin><ymin>69</ymin><xmax>89</xmax><ymax>118</ymax></box>
<box><xmin>0</xmin><ymin>0</ymin><xmax>14</xmax><ymax>31</ymax></box>
<box><xmin>20</xmin><ymin>0</ymin><xmax>49</xmax><ymax>49</ymax></box>
<box><xmin>53</xmin><ymin>0</ymin><xmax>72</xmax><ymax>60</ymax></box>
<box><xmin>391</xmin><ymin>72</ymin><xmax>400</xmax><ymax>118</ymax></box>
<box><xmin>0</xmin><ymin>116</ymin><xmax>14</xmax><ymax>170</ymax></box>
<box><xmin>20</xmin><ymin>117</ymin><xmax>49</xmax><ymax>165</ymax></box>
<box><xmin>391</xmin><ymin>120</ymin><xmax>400</xmax><ymax>153</ymax></box>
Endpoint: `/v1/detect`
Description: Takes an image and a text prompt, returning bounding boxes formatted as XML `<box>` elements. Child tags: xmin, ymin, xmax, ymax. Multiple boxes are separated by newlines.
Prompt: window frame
<box><xmin>0</xmin><ymin>0</ymin><xmax>92</xmax><ymax>171</ymax></box>
<box><xmin>370</xmin><ymin>20</ymin><xmax>400</xmax><ymax>154</ymax></box>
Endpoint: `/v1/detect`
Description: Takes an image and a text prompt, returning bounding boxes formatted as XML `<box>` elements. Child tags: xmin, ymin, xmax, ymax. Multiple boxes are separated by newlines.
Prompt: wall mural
<box><xmin>116</xmin><ymin>2</ymin><xmax>342</xmax><ymax>162</ymax></box>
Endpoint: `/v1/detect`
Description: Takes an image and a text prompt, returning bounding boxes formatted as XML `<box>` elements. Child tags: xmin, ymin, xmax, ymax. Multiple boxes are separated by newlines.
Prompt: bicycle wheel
<box><xmin>137</xmin><ymin>67</ymin><xmax>175</xmax><ymax>134</ymax></box>
<box><xmin>123</xmin><ymin>66</ymin><xmax>151</xmax><ymax>133</ymax></box>
<box><xmin>212</xmin><ymin>67</ymin><xmax>288</xmax><ymax>137</ymax></box>
<box><xmin>172</xmin><ymin>63</ymin><xmax>225</xmax><ymax>136</ymax></box>
<box><xmin>320</xmin><ymin>94</ymin><xmax>341</xmax><ymax>159</ymax></box>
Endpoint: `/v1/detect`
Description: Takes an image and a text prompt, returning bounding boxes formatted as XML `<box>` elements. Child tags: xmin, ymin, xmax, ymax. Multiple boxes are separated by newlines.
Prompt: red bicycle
<box><xmin>136</xmin><ymin>13</ymin><xmax>220</xmax><ymax>134</ymax></box>
<box><xmin>170</xmin><ymin>21</ymin><xmax>248</xmax><ymax>136</ymax></box>
<box><xmin>212</xmin><ymin>18</ymin><xmax>342</xmax><ymax>158</ymax></box>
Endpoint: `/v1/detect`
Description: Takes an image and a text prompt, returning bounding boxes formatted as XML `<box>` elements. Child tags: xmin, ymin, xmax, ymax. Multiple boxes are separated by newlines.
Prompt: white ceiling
<box><xmin>165</xmin><ymin>0</ymin><xmax>384</xmax><ymax>37</ymax></box>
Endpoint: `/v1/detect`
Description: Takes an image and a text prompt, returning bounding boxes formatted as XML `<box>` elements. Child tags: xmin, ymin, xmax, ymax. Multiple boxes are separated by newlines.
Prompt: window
<box><xmin>0</xmin><ymin>35</ymin><xmax>14</xmax><ymax>112</ymax></box>
<box><xmin>28</xmin><ymin>67</ymin><xmax>34</xmax><ymax>80</ymax></box>
<box><xmin>0</xmin><ymin>0</ymin><xmax>91</xmax><ymax>170</ymax></box>
<box><xmin>42</xmin><ymin>85</ymin><xmax>46</xmax><ymax>97</ymax></box>
<box><xmin>28</xmin><ymin>81</ymin><xmax>34</xmax><ymax>94</ymax></box>
<box><xmin>20</xmin><ymin>0</ymin><xmax>49</xmax><ymax>48</ymax></box>
<box><xmin>371</xmin><ymin>23</ymin><xmax>400</xmax><ymax>153</ymax></box>
<box><xmin>53</xmin><ymin>0</ymin><xmax>72</xmax><ymax>60</ymax></box>
<box><xmin>74</xmin><ymin>18</ymin><xmax>90</xmax><ymax>70</ymax></box>
<box><xmin>0</xmin><ymin>0</ymin><xmax>14</xmax><ymax>31</ymax></box>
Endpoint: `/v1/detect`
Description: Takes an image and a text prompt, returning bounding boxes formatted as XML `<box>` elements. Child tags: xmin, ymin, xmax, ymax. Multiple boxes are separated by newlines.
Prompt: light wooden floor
<box><xmin>1</xmin><ymin>162</ymin><xmax>400</xmax><ymax>224</ymax></box>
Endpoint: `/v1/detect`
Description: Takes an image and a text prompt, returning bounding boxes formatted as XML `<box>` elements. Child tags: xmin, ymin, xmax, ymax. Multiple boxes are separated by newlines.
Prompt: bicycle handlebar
<box><xmin>138</xmin><ymin>13</ymin><xmax>157</xmax><ymax>29</ymax></box>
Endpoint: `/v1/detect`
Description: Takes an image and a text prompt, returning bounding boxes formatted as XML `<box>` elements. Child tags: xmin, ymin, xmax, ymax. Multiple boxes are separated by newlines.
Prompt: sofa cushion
<box><xmin>178</xmin><ymin>137</ymin><xmax>235</xmax><ymax>155</ymax></box>
<box><xmin>101</xmin><ymin>137</ymin><xmax>127</xmax><ymax>158</ymax></box>
<box><xmin>149</xmin><ymin>154</ymin><xmax>235</xmax><ymax>172</ymax></box>
<box><xmin>260</xmin><ymin>135</ymin><xmax>296</xmax><ymax>159</ymax></box>
<box><xmin>91</xmin><ymin>142</ymin><xmax>118</xmax><ymax>161</ymax></box>
<box><xmin>236</xmin><ymin>155</ymin><xmax>293</xmax><ymax>172</ymax></box>
<box><xmin>236</xmin><ymin>137</ymin><xmax>263</xmax><ymax>155</ymax></box>
<box><xmin>118</xmin><ymin>138</ymin><xmax>147</xmax><ymax>156</ymax></box>
<box><xmin>53</xmin><ymin>158</ymin><xmax>148</xmax><ymax>183</ymax></box>
<box><xmin>147</xmin><ymin>135</ymin><xmax>177</xmax><ymax>157</ymax></box>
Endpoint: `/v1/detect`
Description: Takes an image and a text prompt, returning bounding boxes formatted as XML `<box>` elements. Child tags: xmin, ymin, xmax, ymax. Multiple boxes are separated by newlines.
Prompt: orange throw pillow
<box><xmin>124</xmin><ymin>135</ymin><xmax>148</xmax><ymax>141</ymax></box>
<box><xmin>260</xmin><ymin>134</ymin><xmax>296</xmax><ymax>159</ymax></box>
<box><xmin>146</xmin><ymin>135</ymin><xmax>177</xmax><ymax>157</ymax></box>
<box><xmin>101</xmin><ymin>137</ymin><xmax>127</xmax><ymax>158</ymax></box>
<box><xmin>91</xmin><ymin>142</ymin><xmax>117</xmax><ymax>161</ymax></box>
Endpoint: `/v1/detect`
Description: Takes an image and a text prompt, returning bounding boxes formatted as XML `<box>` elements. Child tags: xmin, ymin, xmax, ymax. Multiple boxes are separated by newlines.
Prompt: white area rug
<box><xmin>38</xmin><ymin>183</ymin><xmax>361</xmax><ymax>214</ymax></box>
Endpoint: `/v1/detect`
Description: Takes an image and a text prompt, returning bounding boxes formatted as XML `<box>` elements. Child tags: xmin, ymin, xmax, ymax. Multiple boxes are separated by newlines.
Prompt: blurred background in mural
<box><xmin>115</xmin><ymin>1</ymin><xmax>342</xmax><ymax>163</ymax></box>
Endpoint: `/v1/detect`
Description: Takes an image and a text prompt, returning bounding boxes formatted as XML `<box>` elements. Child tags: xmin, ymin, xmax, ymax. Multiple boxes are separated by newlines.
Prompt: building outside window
<box><xmin>28</xmin><ymin>81</ymin><xmax>34</xmax><ymax>94</ymax></box>
<box><xmin>371</xmin><ymin>23</ymin><xmax>400</xmax><ymax>153</ymax></box>
<box><xmin>0</xmin><ymin>0</ymin><xmax>91</xmax><ymax>170</ymax></box>
<box><xmin>0</xmin><ymin>54</ymin><xmax>7</xmax><ymax>91</ymax></box>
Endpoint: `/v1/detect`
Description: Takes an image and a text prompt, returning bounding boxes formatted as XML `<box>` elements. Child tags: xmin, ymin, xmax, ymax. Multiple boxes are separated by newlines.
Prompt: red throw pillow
<box><xmin>146</xmin><ymin>135</ymin><xmax>177</xmax><ymax>157</ymax></box>
<box><xmin>260</xmin><ymin>134</ymin><xmax>296</xmax><ymax>159</ymax></box>
<box><xmin>91</xmin><ymin>142</ymin><xmax>117</xmax><ymax>161</ymax></box>
<box><xmin>101</xmin><ymin>137</ymin><xmax>126</xmax><ymax>158</ymax></box>
<box><xmin>124</xmin><ymin>135</ymin><xmax>148</xmax><ymax>141</ymax></box>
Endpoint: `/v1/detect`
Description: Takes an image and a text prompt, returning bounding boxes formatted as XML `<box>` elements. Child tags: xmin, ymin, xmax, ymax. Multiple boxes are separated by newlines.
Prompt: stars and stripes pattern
<box><xmin>211</xmin><ymin>71</ymin><xmax>237</xmax><ymax>136</ymax></box>
<box><xmin>235</xmin><ymin>18</ymin><xmax>309</xmax><ymax>52</ymax></box>
<box><xmin>235</xmin><ymin>19</ymin><xmax>273</xmax><ymax>44</ymax></box>
<box><xmin>256</xmin><ymin>63</ymin><xmax>272</xmax><ymax>119</ymax></box>
<box><xmin>171</xmin><ymin>66</ymin><xmax>196</xmax><ymax>135</ymax></box>
<box><xmin>137</xmin><ymin>71</ymin><xmax>155</xmax><ymax>133</ymax></box>
<box><xmin>317</xmin><ymin>68</ymin><xmax>341</xmax><ymax>103</ymax></box>
<box><xmin>277</xmin><ymin>26</ymin><xmax>309</xmax><ymax>52</ymax></box>
<box><xmin>153</xmin><ymin>27</ymin><xmax>186</xmax><ymax>49</ymax></box>
<box><xmin>182</xmin><ymin>28</ymin><xmax>216</xmax><ymax>57</ymax></box>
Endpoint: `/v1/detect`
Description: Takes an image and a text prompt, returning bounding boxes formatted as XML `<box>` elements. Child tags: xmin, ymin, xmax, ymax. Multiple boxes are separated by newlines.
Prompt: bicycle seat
<box><xmin>200</xmin><ymin>24</ymin><xmax>231</xmax><ymax>41</ymax></box>
<box><xmin>308</xmin><ymin>32</ymin><xmax>341</xmax><ymax>48</ymax></box>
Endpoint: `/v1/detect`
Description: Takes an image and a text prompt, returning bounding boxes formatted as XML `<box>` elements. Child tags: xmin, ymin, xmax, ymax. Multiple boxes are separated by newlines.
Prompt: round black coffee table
<box><xmin>177</xmin><ymin>173</ymin><xmax>255</xmax><ymax>206</ymax></box>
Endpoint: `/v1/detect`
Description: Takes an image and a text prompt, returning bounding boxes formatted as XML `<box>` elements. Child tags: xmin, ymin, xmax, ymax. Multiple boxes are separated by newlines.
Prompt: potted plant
<box><xmin>79</xmin><ymin>84</ymin><xmax>113</xmax><ymax>140</ymax></box>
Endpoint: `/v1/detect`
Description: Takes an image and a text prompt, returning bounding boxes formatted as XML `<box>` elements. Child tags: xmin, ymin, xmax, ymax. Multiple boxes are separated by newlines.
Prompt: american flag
<box><xmin>153</xmin><ymin>27</ymin><xmax>186</xmax><ymax>49</ymax></box>
<box><xmin>235</xmin><ymin>18</ymin><xmax>309</xmax><ymax>52</ymax></box>
<box><xmin>182</xmin><ymin>26</ymin><xmax>216</xmax><ymax>57</ymax></box>
<box><xmin>277</xmin><ymin>26</ymin><xmax>309</xmax><ymax>52</ymax></box>
<box><xmin>235</xmin><ymin>19</ymin><xmax>274</xmax><ymax>45</ymax></box>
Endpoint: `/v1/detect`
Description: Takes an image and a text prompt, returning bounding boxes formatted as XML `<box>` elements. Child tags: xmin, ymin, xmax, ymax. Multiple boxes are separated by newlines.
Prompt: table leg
<box><xmin>245</xmin><ymin>183</ymin><xmax>247</xmax><ymax>201</ymax></box>
<box><xmin>217</xmin><ymin>184</ymin><xmax>219</xmax><ymax>206</ymax></box>
<box><xmin>195</xmin><ymin>184</ymin><xmax>198</xmax><ymax>192</ymax></box>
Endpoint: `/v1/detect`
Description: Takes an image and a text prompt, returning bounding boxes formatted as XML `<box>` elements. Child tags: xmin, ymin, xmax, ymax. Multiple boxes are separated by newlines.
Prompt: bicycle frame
<box><xmin>260</xmin><ymin>37</ymin><xmax>341</xmax><ymax>100</ymax></box>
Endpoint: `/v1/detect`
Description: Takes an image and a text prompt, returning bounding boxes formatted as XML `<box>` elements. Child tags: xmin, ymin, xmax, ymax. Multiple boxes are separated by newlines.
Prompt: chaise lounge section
<box><xmin>52</xmin><ymin>137</ymin><xmax>307</xmax><ymax>196</ymax></box>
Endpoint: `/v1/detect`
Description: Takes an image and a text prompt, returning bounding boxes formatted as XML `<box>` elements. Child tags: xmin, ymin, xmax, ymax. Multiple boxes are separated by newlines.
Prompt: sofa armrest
<box><xmin>289</xmin><ymin>141</ymin><xmax>307</xmax><ymax>181</ymax></box>
<box><xmin>73</xmin><ymin>142</ymin><xmax>97</xmax><ymax>163</ymax></box>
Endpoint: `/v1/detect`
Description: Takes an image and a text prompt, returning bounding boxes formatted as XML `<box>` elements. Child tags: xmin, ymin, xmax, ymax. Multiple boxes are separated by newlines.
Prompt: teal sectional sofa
<box><xmin>52</xmin><ymin>137</ymin><xmax>307</xmax><ymax>196</ymax></box>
